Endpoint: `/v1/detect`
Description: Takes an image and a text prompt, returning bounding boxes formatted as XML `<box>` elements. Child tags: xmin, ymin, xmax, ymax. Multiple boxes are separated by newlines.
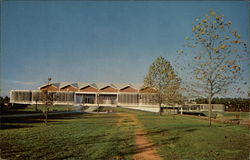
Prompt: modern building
<box><xmin>10</xmin><ymin>82</ymin><xmax>158</xmax><ymax>107</ymax></box>
<box><xmin>183</xmin><ymin>103</ymin><xmax>225</xmax><ymax>112</ymax></box>
<box><xmin>9</xmin><ymin>82</ymin><xmax>225</xmax><ymax>112</ymax></box>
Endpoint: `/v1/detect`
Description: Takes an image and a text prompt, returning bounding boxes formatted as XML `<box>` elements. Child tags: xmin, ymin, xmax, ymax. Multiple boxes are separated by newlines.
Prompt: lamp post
<box><xmin>97</xmin><ymin>93</ymin><xmax>99</xmax><ymax>107</ymax></box>
<box><xmin>67</xmin><ymin>88</ymin><xmax>69</xmax><ymax>112</ymax></box>
<box><xmin>35</xmin><ymin>96</ymin><xmax>38</xmax><ymax>112</ymax></box>
<box><xmin>97</xmin><ymin>93</ymin><xmax>99</xmax><ymax>112</ymax></box>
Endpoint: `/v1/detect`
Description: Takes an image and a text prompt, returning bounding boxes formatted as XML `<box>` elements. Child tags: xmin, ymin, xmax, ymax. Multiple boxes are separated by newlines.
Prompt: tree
<box><xmin>0</xmin><ymin>96</ymin><xmax>10</xmax><ymax>107</ymax></box>
<box><xmin>41</xmin><ymin>78</ymin><xmax>55</xmax><ymax>124</ymax></box>
<box><xmin>144</xmin><ymin>56</ymin><xmax>180</xmax><ymax>115</ymax></box>
<box><xmin>184</xmin><ymin>10</ymin><xmax>248</xmax><ymax>126</ymax></box>
<box><xmin>33</xmin><ymin>94</ymin><xmax>39</xmax><ymax>112</ymax></box>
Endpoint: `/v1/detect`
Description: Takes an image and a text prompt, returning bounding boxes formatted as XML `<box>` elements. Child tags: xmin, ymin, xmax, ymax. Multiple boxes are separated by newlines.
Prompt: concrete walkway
<box><xmin>84</xmin><ymin>106</ymin><xmax>99</xmax><ymax>113</ymax></box>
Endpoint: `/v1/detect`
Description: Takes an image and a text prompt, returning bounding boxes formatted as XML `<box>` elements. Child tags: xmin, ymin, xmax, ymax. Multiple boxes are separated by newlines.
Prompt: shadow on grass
<box><xmin>0</xmin><ymin>124</ymin><xmax>34</xmax><ymax>129</ymax></box>
<box><xmin>135</xmin><ymin>129</ymin><xmax>169</xmax><ymax>137</ymax></box>
<box><xmin>183</xmin><ymin>128</ymin><xmax>198</xmax><ymax>132</ymax></box>
<box><xmin>108</xmin><ymin>130</ymin><xmax>180</xmax><ymax>158</ymax></box>
<box><xmin>0</xmin><ymin>113</ymin><xmax>85</xmax><ymax>129</ymax></box>
<box><xmin>80</xmin><ymin>136</ymin><xmax>133</xmax><ymax>145</ymax></box>
<box><xmin>0</xmin><ymin>113</ymin><xmax>119</xmax><ymax>130</ymax></box>
<box><xmin>161</xmin><ymin>136</ymin><xmax>181</xmax><ymax>144</ymax></box>
<box><xmin>0</xmin><ymin>110</ymin><xmax>40</xmax><ymax>115</ymax></box>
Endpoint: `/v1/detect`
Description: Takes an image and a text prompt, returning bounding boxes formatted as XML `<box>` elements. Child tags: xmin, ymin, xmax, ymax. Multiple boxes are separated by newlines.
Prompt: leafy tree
<box><xmin>144</xmin><ymin>56</ymin><xmax>180</xmax><ymax>115</ymax></box>
<box><xmin>184</xmin><ymin>10</ymin><xmax>248</xmax><ymax>125</ymax></box>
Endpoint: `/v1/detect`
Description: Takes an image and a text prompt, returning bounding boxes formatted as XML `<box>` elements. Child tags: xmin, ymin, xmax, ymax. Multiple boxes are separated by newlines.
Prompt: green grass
<box><xmin>116</xmin><ymin>108</ymin><xmax>249</xmax><ymax>160</ymax></box>
<box><xmin>0</xmin><ymin>113</ymin><xmax>135</xmax><ymax>160</ymax></box>
<box><xmin>1</xmin><ymin>107</ymin><xmax>249</xmax><ymax>160</ymax></box>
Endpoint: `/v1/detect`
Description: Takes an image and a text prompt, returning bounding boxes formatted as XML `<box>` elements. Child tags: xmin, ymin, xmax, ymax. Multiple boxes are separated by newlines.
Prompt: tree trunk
<box><xmin>159</xmin><ymin>93</ymin><xmax>162</xmax><ymax>116</ymax></box>
<box><xmin>208</xmin><ymin>96</ymin><xmax>212</xmax><ymax>126</ymax></box>
<box><xmin>44</xmin><ymin>107</ymin><xmax>49</xmax><ymax>125</ymax></box>
<box><xmin>45</xmin><ymin>112</ymin><xmax>48</xmax><ymax>124</ymax></box>
<box><xmin>35</xmin><ymin>101</ymin><xmax>38</xmax><ymax>112</ymax></box>
<box><xmin>180</xmin><ymin>104</ymin><xmax>183</xmax><ymax>115</ymax></box>
<box><xmin>159</xmin><ymin>101</ymin><xmax>162</xmax><ymax>116</ymax></box>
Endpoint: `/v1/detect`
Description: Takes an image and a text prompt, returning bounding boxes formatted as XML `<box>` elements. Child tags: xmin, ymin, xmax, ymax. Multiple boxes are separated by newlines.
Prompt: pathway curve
<box><xmin>117</xmin><ymin>112</ymin><xmax>162</xmax><ymax>160</ymax></box>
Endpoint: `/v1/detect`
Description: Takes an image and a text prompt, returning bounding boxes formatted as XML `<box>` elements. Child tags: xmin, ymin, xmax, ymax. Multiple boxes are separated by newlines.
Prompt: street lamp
<box><xmin>67</xmin><ymin>88</ymin><xmax>69</xmax><ymax>112</ymax></box>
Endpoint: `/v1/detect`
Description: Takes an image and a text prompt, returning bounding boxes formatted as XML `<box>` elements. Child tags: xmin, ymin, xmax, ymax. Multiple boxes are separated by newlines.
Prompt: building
<box><xmin>183</xmin><ymin>103</ymin><xmax>225</xmax><ymax>112</ymax></box>
<box><xmin>9</xmin><ymin>82</ymin><xmax>225</xmax><ymax>112</ymax></box>
<box><xmin>10</xmin><ymin>82</ymin><xmax>158</xmax><ymax>107</ymax></box>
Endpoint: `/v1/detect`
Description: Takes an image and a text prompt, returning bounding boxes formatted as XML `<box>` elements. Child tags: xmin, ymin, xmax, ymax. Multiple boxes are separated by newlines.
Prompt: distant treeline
<box><xmin>194</xmin><ymin>97</ymin><xmax>250</xmax><ymax>112</ymax></box>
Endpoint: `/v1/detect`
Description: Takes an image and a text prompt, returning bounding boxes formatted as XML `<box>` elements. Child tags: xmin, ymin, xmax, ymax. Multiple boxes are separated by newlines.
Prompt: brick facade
<box><xmin>80</xmin><ymin>86</ymin><xmax>98</xmax><ymax>92</ymax></box>
<box><xmin>100</xmin><ymin>86</ymin><xmax>118</xmax><ymax>92</ymax></box>
<box><xmin>60</xmin><ymin>85</ymin><xmax>78</xmax><ymax>91</ymax></box>
<box><xmin>40</xmin><ymin>85</ymin><xmax>59</xmax><ymax>91</ymax></box>
<box><xmin>120</xmin><ymin>86</ymin><xmax>138</xmax><ymax>93</ymax></box>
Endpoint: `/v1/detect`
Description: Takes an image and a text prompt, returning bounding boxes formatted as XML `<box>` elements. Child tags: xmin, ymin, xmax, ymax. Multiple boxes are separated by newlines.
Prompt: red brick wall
<box><xmin>100</xmin><ymin>86</ymin><xmax>118</xmax><ymax>92</ymax></box>
<box><xmin>120</xmin><ymin>86</ymin><xmax>138</xmax><ymax>93</ymax></box>
<box><xmin>60</xmin><ymin>85</ymin><xmax>78</xmax><ymax>91</ymax></box>
<box><xmin>80</xmin><ymin>86</ymin><xmax>98</xmax><ymax>92</ymax></box>
<box><xmin>40</xmin><ymin>85</ymin><xmax>59</xmax><ymax>91</ymax></box>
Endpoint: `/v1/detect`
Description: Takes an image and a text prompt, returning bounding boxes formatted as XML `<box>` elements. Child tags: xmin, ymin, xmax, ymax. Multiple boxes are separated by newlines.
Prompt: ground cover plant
<box><xmin>0</xmin><ymin>112</ymin><xmax>135</xmax><ymax>160</ymax></box>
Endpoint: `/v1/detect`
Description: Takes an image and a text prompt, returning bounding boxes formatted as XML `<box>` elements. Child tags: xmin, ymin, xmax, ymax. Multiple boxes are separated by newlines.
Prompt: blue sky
<box><xmin>1</xmin><ymin>1</ymin><xmax>249</xmax><ymax>97</ymax></box>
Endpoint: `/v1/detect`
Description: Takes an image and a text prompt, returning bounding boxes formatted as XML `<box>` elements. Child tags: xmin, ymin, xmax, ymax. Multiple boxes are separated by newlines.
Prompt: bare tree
<box><xmin>144</xmin><ymin>56</ymin><xmax>180</xmax><ymax>115</ymax></box>
<box><xmin>41</xmin><ymin>78</ymin><xmax>54</xmax><ymax>124</ymax></box>
<box><xmin>33</xmin><ymin>94</ymin><xmax>39</xmax><ymax>112</ymax></box>
<box><xmin>182</xmin><ymin>10</ymin><xmax>248</xmax><ymax>126</ymax></box>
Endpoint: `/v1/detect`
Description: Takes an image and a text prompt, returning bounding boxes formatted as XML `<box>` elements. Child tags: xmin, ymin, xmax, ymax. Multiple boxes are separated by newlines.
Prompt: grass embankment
<box><xmin>202</xmin><ymin>111</ymin><xmax>249</xmax><ymax>120</ymax></box>
<box><xmin>117</xmin><ymin>108</ymin><xmax>249</xmax><ymax>160</ymax></box>
<box><xmin>0</xmin><ymin>113</ymin><xmax>135</xmax><ymax>160</ymax></box>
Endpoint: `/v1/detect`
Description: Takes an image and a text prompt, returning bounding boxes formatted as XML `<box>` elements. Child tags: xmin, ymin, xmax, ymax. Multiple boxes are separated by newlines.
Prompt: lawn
<box><xmin>1</xmin><ymin>107</ymin><xmax>249</xmax><ymax>160</ymax></box>
<box><xmin>0</xmin><ymin>112</ymin><xmax>135</xmax><ymax>160</ymax></box>
<box><xmin>116</xmin><ymin>108</ymin><xmax>249</xmax><ymax>160</ymax></box>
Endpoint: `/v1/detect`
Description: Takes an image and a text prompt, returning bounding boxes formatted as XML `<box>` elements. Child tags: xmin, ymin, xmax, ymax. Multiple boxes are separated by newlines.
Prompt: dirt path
<box><xmin>117</xmin><ymin>112</ymin><xmax>162</xmax><ymax>160</ymax></box>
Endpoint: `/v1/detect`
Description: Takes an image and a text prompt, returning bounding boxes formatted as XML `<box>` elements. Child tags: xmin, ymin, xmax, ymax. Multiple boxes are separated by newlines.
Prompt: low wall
<box><xmin>120</xmin><ymin>106</ymin><xmax>160</xmax><ymax>113</ymax></box>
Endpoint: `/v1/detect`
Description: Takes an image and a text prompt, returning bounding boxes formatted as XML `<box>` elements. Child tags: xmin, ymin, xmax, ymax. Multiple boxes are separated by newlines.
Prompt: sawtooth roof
<box><xmin>38</xmin><ymin>82</ymin><xmax>144</xmax><ymax>90</ymax></box>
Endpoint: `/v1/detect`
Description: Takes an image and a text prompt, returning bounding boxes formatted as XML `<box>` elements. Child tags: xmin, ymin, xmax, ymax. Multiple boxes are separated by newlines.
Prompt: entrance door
<box><xmin>83</xmin><ymin>94</ymin><xmax>95</xmax><ymax>104</ymax></box>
